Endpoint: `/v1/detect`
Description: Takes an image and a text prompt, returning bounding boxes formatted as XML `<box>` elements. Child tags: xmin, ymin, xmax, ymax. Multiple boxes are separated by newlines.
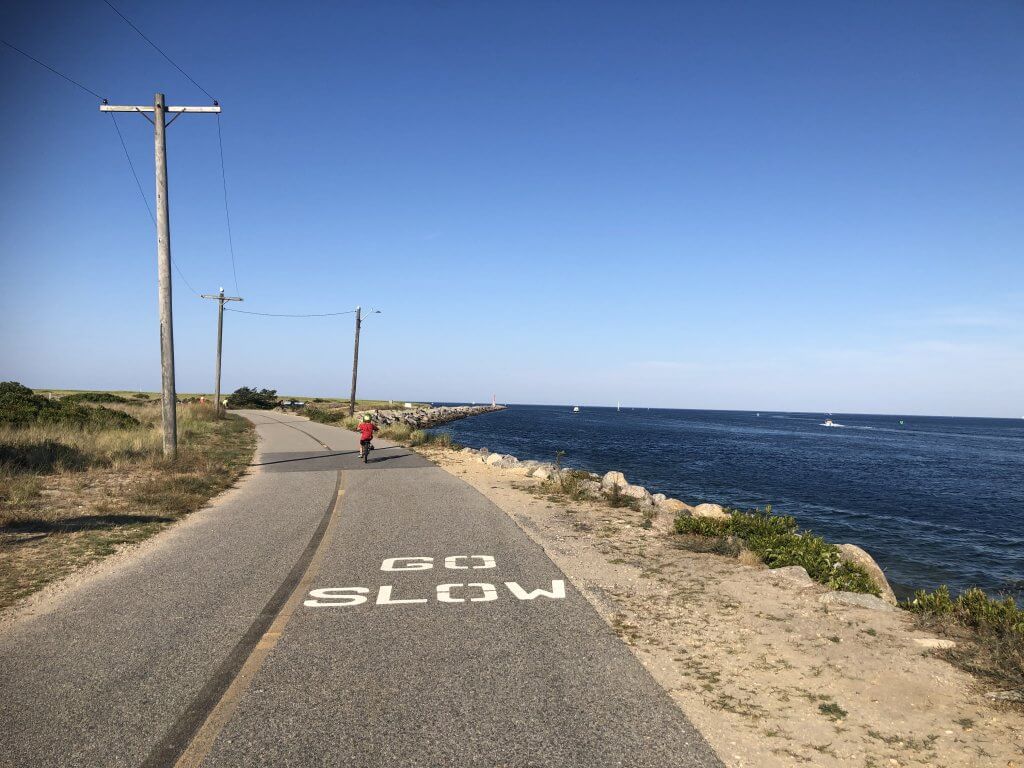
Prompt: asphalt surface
<box><xmin>0</xmin><ymin>411</ymin><xmax>721</xmax><ymax>767</ymax></box>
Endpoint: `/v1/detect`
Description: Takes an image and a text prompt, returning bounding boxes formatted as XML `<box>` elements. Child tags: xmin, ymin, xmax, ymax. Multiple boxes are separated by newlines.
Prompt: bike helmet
<box><xmin>362</xmin><ymin>414</ymin><xmax>372</xmax><ymax>422</ymax></box>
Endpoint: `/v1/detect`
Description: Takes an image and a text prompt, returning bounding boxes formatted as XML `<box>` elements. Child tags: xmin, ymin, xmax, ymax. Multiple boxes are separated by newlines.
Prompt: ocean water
<box><xmin>432</xmin><ymin>405</ymin><xmax>1024</xmax><ymax>601</ymax></box>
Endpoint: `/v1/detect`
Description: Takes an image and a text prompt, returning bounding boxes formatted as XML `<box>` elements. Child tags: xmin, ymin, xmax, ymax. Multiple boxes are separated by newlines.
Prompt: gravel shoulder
<box><xmin>423</xmin><ymin>445</ymin><xmax>1024</xmax><ymax>768</ymax></box>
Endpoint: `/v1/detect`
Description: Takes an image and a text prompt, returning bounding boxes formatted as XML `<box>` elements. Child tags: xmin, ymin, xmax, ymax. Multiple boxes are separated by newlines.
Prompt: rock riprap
<box><xmin>360</xmin><ymin>404</ymin><xmax>504</xmax><ymax>429</ymax></box>
<box><xmin>836</xmin><ymin>543</ymin><xmax>898</xmax><ymax>605</ymax></box>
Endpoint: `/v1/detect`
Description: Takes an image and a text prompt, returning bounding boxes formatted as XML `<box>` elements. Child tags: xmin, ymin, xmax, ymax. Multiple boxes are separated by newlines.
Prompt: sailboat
<box><xmin>572</xmin><ymin>405</ymin><xmax>580</xmax><ymax>413</ymax></box>
<box><xmin>617</xmin><ymin>401</ymin><xmax>621</xmax><ymax>412</ymax></box>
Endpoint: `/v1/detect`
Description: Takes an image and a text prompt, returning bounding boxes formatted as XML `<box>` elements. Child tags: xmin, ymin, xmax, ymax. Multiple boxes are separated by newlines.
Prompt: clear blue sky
<box><xmin>1</xmin><ymin>1</ymin><xmax>1021</xmax><ymax>416</ymax></box>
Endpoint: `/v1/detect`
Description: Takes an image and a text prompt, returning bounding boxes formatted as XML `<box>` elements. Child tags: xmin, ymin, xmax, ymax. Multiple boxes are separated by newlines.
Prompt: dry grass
<box><xmin>0</xmin><ymin>401</ymin><xmax>255</xmax><ymax>611</ymax></box>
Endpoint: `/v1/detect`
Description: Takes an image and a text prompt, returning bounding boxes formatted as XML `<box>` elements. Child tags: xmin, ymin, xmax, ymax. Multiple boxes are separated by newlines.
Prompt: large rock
<box><xmin>484</xmin><ymin>453</ymin><xmax>505</xmax><ymax>466</ymax></box>
<box><xmin>836</xmin><ymin>543</ymin><xmax>897</xmax><ymax>605</ymax></box>
<box><xmin>819</xmin><ymin>591</ymin><xmax>896</xmax><ymax>612</ymax></box>
<box><xmin>647</xmin><ymin>507</ymin><xmax>677</xmax><ymax>534</ymax></box>
<box><xmin>601</xmin><ymin>471</ymin><xmax>628</xmax><ymax>490</ymax></box>
<box><xmin>531</xmin><ymin>465</ymin><xmax>555</xmax><ymax>480</ymax></box>
<box><xmin>651</xmin><ymin>493</ymin><xmax>667</xmax><ymax>505</ymax></box>
<box><xmin>692</xmin><ymin>503</ymin><xmax>729</xmax><ymax>520</ymax></box>
<box><xmin>621</xmin><ymin>484</ymin><xmax>651</xmax><ymax>501</ymax></box>
<box><xmin>657</xmin><ymin>498</ymin><xmax>694</xmax><ymax>516</ymax></box>
<box><xmin>494</xmin><ymin>454</ymin><xmax>520</xmax><ymax>469</ymax></box>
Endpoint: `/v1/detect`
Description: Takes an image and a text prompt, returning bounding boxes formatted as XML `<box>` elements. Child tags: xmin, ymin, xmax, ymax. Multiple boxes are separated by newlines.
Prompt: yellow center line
<box><xmin>173</xmin><ymin>483</ymin><xmax>346</xmax><ymax>768</ymax></box>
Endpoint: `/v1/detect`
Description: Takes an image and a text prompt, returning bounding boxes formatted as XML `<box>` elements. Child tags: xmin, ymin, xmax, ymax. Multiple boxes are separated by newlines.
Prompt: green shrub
<box><xmin>305</xmin><ymin>406</ymin><xmax>348</xmax><ymax>425</ymax></box>
<box><xmin>225</xmin><ymin>387</ymin><xmax>278</xmax><ymax>410</ymax></box>
<box><xmin>132</xmin><ymin>393</ymin><xmax>151</xmax><ymax>400</ymax></box>
<box><xmin>906</xmin><ymin>586</ymin><xmax>1024</xmax><ymax>636</ymax></box>
<box><xmin>432</xmin><ymin>432</ymin><xmax>453</xmax><ymax>448</ymax></box>
<box><xmin>62</xmin><ymin>392</ymin><xmax>128</xmax><ymax>404</ymax></box>
<box><xmin>381</xmin><ymin>423</ymin><xmax>413</xmax><ymax>442</ymax></box>
<box><xmin>905</xmin><ymin>585</ymin><xmax>1024</xmax><ymax>693</ymax></box>
<box><xmin>673</xmin><ymin>505</ymin><xmax>879</xmax><ymax>595</ymax></box>
<box><xmin>409</xmin><ymin>429</ymin><xmax>428</xmax><ymax>446</ymax></box>
<box><xmin>555</xmin><ymin>469</ymin><xmax>592</xmax><ymax>500</ymax></box>
<box><xmin>674</xmin><ymin>515</ymin><xmax>731</xmax><ymax>537</ymax></box>
<box><xmin>0</xmin><ymin>381</ymin><xmax>139</xmax><ymax>430</ymax></box>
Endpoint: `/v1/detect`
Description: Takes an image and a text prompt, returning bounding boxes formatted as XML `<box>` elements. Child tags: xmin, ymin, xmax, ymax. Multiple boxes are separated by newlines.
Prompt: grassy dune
<box><xmin>0</xmin><ymin>400</ymin><xmax>255</xmax><ymax>611</ymax></box>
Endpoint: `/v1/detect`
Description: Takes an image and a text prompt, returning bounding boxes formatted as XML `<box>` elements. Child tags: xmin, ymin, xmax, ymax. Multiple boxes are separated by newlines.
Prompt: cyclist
<box><xmin>357</xmin><ymin>414</ymin><xmax>378</xmax><ymax>462</ymax></box>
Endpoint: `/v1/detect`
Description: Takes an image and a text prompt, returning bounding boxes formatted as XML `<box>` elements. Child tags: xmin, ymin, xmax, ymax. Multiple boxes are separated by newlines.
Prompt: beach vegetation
<box><xmin>61</xmin><ymin>391</ymin><xmax>129</xmax><ymax>404</ymax></box>
<box><xmin>904</xmin><ymin>585</ymin><xmax>1024</xmax><ymax>692</ymax></box>
<box><xmin>818</xmin><ymin>701</ymin><xmax>848</xmax><ymax>721</ymax></box>
<box><xmin>380</xmin><ymin>423</ymin><xmax>413</xmax><ymax>442</ymax></box>
<box><xmin>225</xmin><ymin>386</ymin><xmax>278</xmax><ymax>410</ymax></box>
<box><xmin>1</xmin><ymin>381</ymin><xmax>139</xmax><ymax>430</ymax></box>
<box><xmin>1</xmin><ymin>398</ymin><xmax>255</xmax><ymax>610</ymax></box>
<box><xmin>673</xmin><ymin>506</ymin><xmax>880</xmax><ymax>595</ymax></box>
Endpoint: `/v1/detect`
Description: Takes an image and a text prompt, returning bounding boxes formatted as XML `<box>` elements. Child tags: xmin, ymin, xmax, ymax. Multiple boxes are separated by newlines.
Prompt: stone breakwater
<box><xmin>364</xmin><ymin>404</ymin><xmax>505</xmax><ymax>429</ymax></box>
<box><xmin>452</xmin><ymin>444</ymin><xmax>899</xmax><ymax>607</ymax></box>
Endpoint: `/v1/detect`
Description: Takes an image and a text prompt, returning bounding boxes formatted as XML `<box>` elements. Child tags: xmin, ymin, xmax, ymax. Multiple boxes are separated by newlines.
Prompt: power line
<box><xmin>101</xmin><ymin>0</ymin><xmax>216</xmax><ymax>102</ymax></box>
<box><xmin>225</xmin><ymin>309</ymin><xmax>360</xmax><ymax>317</ymax></box>
<box><xmin>109</xmin><ymin>111</ymin><xmax>200</xmax><ymax>296</ymax></box>
<box><xmin>100</xmin><ymin>1</ymin><xmax>241</xmax><ymax>298</ymax></box>
<box><xmin>109</xmin><ymin>113</ymin><xmax>155</xmax><ymax>222</ymax></box>
<box><xmin>216</xmin><ymin>114</ymin><xmax>240</xmax><ymax>295</ymax></box>
<box><xmin>1</xmin><ymin>35</ymin><xmax>204</xmax><ymax>297</ymax></box>
<box><xmin>1</xmin><ymin>39</ymin><xmax>105</xmax><ymax>100</ymax></box>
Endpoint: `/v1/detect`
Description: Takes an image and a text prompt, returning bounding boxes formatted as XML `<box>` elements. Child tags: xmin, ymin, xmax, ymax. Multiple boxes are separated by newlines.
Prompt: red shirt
<box><xmin>358</xmin><ymin>422</ymin><xmax>376</xmax><ymax>440</ymax></box>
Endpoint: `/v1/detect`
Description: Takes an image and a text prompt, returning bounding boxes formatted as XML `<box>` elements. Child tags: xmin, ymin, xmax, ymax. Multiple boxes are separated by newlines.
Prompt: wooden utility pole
<box><xmin>100</xmin><ymin>95</ymin><xmax>221</xmax><ymax>458</ymax></box>
<box><xmin>348</xmin><ymin>306</ymin><xmax>362</xmax><ymax>416</ymax></box>
<box><xmin>347</xmin><ymin>308</ymin><xmax>382</xmax><ymax>415</ymax></box>
<box><xmin>200</xmin><ymin>289</ymin><xmax>243</xmax><ymax>418</ymax></box>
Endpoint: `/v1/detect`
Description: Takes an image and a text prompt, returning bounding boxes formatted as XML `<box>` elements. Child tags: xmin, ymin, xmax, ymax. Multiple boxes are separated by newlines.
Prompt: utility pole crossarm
<box><xmin>100</xmin><ymin>104</ymin><xmax>221</xmax><ymax>113</ymax></box>
<box><xmin>200</xmin><ymin>294</ymin><xmax>243</xmax><ymax>301</ymax></box>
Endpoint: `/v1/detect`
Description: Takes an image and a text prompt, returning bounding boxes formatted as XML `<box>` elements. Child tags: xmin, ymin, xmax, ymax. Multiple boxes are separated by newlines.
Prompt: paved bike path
<box><xmin>0</xmin><ymin>412</ymin><xmax>337</xmax><ymax>767</ymax></box>
<box><xmin>0</xmin><ymin>412</ymin><xmax>721</xmax><ymax>767</ymax></box>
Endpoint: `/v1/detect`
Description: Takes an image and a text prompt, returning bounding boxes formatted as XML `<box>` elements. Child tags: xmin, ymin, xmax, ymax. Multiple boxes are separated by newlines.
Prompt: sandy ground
<box><xmin>423</xmin><ymin>446</ymin><xmax>1024</xmax><ymax>768</ymax></box>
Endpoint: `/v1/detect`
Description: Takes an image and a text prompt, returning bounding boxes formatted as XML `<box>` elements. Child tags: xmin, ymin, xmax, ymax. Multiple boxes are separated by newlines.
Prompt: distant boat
<box><xmin>822</xmin><ymin>418</ymin><xmax>843</xmax><ymax>428</ymax></box>
<box><xmin>572</xmin><ymin>405</ymin><xmax>580</xmax><ymax>413</ymax></box>
<box><xmin>617</xmin><ymin>401</ymin><xmax>621</xmax><ymax>412</ymax></box>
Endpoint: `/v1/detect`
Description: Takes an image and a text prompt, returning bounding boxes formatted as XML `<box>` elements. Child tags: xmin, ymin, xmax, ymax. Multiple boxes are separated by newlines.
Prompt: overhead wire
<box><xmin>109</xmin><ymin>112</ymin><xmax>200</xmax><ymax>295</ymax></box>
<box><xmin>216</xmin><ymin>114</ymin><xmax>240</xmax><ymax>295</ymax></box>
<box><xmin>101</xmin><ymin>0</ymin><xmax>242</xmax><ymax>298</ymax></box>
<box><xmin>1</xmin><ymin>34</ymin><xmax>204</xmax><ymax>295</ymax></box>
<box><xmin>100</xmin><ymin>0</ymin><xmax>216</xmax><ymax>101</ymax></box>
<box><xmin>225</xmin><ymin>308</ymin><xmax>358</xmax><ymax>318</ymax></box>
<box><xmin>1</xmin><ymin>39</ymin><xmax>106</xmax><ymax>100</ymax></box>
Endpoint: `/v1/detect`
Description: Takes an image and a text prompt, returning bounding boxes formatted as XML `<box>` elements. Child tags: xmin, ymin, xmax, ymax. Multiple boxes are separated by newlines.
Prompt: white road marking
<box><xmin>467</xmin><ymin>582</ymin><xmax>498</xmax><ymax>602</ymax></box>
<box><xmin>505</xmin><ymin>580</ymin><xmax>566</xmax><ymax>600</ymax></box>
<box><xmin>381</xmin><ymin>556</ymin><xmax>433</xmax><ymax>571</ymax></box>
<box><xmin>435</xmin><ymin>583</ymin><xmax>499</xmax><ymax>603</ymax></box>
<box><xmin>444</xmin><ymin>555</ymin><xmax>496</xmax><ymax>569</ymax></box>
<box><xmin>303</xmin><ymin>587</ymin><xmax>369</xmax><ymax>607</ymax></box>
<box><xmin>305</xmin><ymin>580</ymin><xmax>566</xmax><ymax>607</ymax></box>
<box><xmin>375</xmin><ymin>586</ymin><xmax>429</xmax><ymax>605</ymax></box>
<box><xmin>436</xmin><ymin>583</ymin><xmax>465</xmax><ymax>603</ymax></box>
